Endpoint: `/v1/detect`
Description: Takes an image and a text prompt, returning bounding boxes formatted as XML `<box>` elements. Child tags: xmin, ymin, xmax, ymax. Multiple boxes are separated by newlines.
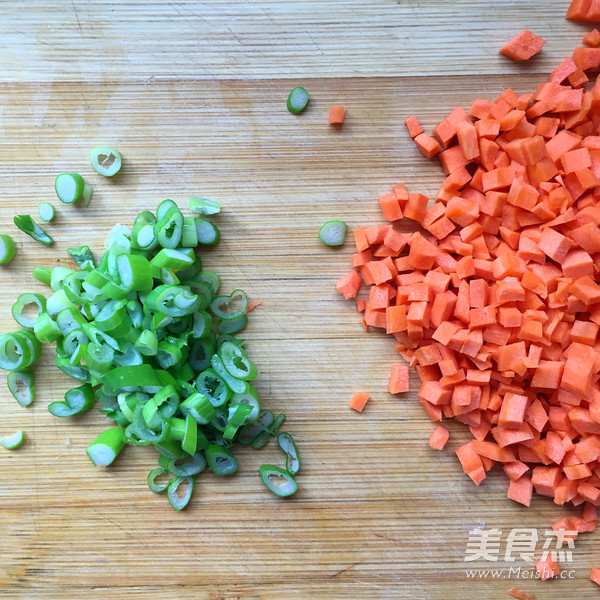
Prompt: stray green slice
<box><xmin>38</xmin><ymin>202</ymin><xmax>55</xmax><ymax>222</ymax></box>
<box><xmin>55</xmin><ymin>173</ymin><xmax>85</xmax><ymax>204</ymax></box>
<box><xmin>1</xmin><ymin>429</ymin><xmax>25</xmax><ymax>450</ymax></box>
<box><xmin>319</xmin><ymin>220</ymin><xmax>347</xmax><ymax>246</ymax></box>
<box><xmin>0</xmin><ymin>234</ymin><xmax>15</xmax><ymax>264</ymax></box>
<box><xmin>89</xmin><ymin>146</ymin><xmax>122</xmax><ymax>177</ymax></box>
<box><xmin>287</xmin><ymin>87</ymin><xmax>309</xmax><ymax>114</ymax></box>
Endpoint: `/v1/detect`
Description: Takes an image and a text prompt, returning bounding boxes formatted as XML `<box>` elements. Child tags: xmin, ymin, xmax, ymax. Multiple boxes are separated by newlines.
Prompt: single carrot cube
<box><xmin>349</xmin><ymin>392</ymin><xmax>370</xmax><ymax>413</ymax></box>
<box><xmin>531</xmin><ymin>465</ymin><xmax>561</xmax><ymax>497</ymax></box>
<box><xmin>583</xmin><ymin>29</ymin><xmax>600</xmax><ymax>47</ymax></box>
<box><xmin>507</xmin><ymin>475</ymin><xmax>533</xmax><ymax>506</ymax></box>
<box><xmin>499</xmin><ymin>393</ymin><xmax>529</xmax><ymax>427</ymax></box>
<box><xmin>336</xmin><ymin>270</ymin><xmax>363</xmax><ymax>299</ymax></box>
<box><xmin>500</xmin><ymin>30</ymin><xmax>546</xmax><ymax>61</ymax></box>
<box><xmin>536</xmin><ymin>557</ymin><xmax>560</xmax><ymax>580</ymax></box>
<box><xmin>329</xmin><ymin>105</ymin><xmax>346</xmax><ymax>126</ymax></box>
<box><xmin>404</xmin><ymin>115</ymin><xmax>424</xmax><ymax>138</ymax></box>
<box><xmin>414</xmin><ymin>132</ymin><xmax>441</xmax><ymax>159</ymax></box>
<box><xmin>378</xmin><ymin>192</ymin><xmax>403</xmax><ymax>222</ymax></box>
<box><xmin>429</xmin><ymin>425</ymin><xmax>450</xmax><ymax>450</ymax></box>
<box><xmin>389</xmin><ymin>364</ymin><xmax>410</xmax><ymax>394</ymax></box>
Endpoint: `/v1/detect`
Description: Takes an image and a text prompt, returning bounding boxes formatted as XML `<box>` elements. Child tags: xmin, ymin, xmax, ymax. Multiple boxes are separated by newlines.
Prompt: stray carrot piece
<box><xmin>403</xmin><ymin>193</ymin><xmax>429</xmax><ymax>223</ymax></box>
<box><xmin>500</xmin><ymin>30</ymin><xmax>546</xmax><ymax>61</ymax></box>
<box><xmin>583</xmin><ymin>501</ymin><xmax>598</xmax><ymax>523</ymax></box>
<box><xmin>508</xmin><ymin>588</ymin><xmax>536</xmax><ymax>600</ymax></box>
<box><xmin>429</xmin><ymin>425</ymin><xmax>449</xmax><ymax>450</ymax></box>
<box><xmin>246</xmin><ymin>299</ymin><xmax>262</xmax><ymax>313</ymax></box>
<box><xmin>504</xmin><ymin>461</ymin><xmax>529</xmax><ymax>482</ymax></box>
<box><xmin>536</xmin><ymin>557</ymin><xmax>560</xmax><ymax>581</ymax></box>
<box><xmin>499</xmin><ymin>393</ymin><xmax>528</xmax><ymax>427</ymax></box>
<box><xmin>591</xmin><ymin>568</ymin><xmax>600</xmax><ymax>586</ymax></box>
<box><xmin>379</xmin><ymin>192</ymin><xmax>403</xmax><ymax>222</ymax></box>
<box><xmin>573</xmin><ymin>46</ymin><xmax>600</xmax><ymax>70</ymax></box>
<box><xmin>404</xmin><ymin>115</ymin><xmax>424</xmax><ymax>138</ymax></box>
<box><xmin>329</xmin><ymin>105</ymin><xmax>346</xmax><ymax>126</ymax></box>
<box><xmin>531</xmin><ymin>466</ymin><xmax>561</xmax><ymax>497</ymax></box>
<box><xmin>388</xmin><ymin>364</ymin><xmax>410</xmax><ymax>394</ymax></box>
<box><xmin>456</xmin><ymin>121</ymin><xmax>480</xmax><ymax>160</ymax></box>
<box><xmin>336</xmin><ymin>270</ymin><xmax>363</xmax><ymax>299</ymax></box>
<box><xmin>456</xmin><ymin>442</ymin><xmax>486</xmax><ymax>485</ymax></box>
<box><xmin>349</xmin><ymin>392</ymin><xmax>370</xmax><ymax>413</ymax></box>
<box><xmin>507</xmin><ymin>475</ymin><xmax>533</xmax><ymax>507</ymax></box>
<box><xmin>583</xmin><ymin>29</ymin><xmax>600</xmax><ymax>47</ymax></box>
<box><xmin>414</xmin><ymin>133</ymin><xmax>441</xmax><ymax>159</ymax></box>
<box><xmin>550</xmin><ymin>57</ymin><xmax>578</xmax><ymax>83</ymax></box>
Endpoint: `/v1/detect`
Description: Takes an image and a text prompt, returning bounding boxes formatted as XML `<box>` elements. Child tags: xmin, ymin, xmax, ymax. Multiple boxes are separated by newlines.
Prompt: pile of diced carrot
<box><xmin>336</xmin><ymin>40</ymin><xmax>600</xmax><ymax>540</ymax></box>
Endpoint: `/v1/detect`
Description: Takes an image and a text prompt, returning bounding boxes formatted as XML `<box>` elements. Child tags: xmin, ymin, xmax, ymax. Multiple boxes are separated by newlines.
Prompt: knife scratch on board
<box><xmin>71</xmin><ymin>0</ymin><xmax>84</xmax><ymax>37</ymax></box>
<box><xmin>330</xmin><ymin>561</ymin><xmax>362</xmax><ymax>578</ymax></box>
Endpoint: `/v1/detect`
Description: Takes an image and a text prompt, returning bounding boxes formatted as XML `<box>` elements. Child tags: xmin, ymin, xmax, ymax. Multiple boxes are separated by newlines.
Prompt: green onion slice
<box><xmin>148</xmin><ymin>467</ymin><xmax>171</xmax><ymax>493</ymax></box>
<box><xmin>155</xmin><ymin>206</ymin><xmax>184</xmax><ymax>249</ymax></box>
<box><xmin>0</xmin><ymin>234</ymin><xmax>16</xmax><ymax>264</ymax></box>
<box><xmin>48</xmin><ymin>383</ymin><xmax>95</xmax><ymax>417</ymax></box>
<box><xmin>181</xmin><ymin>216</ymin><xmax>199</xmax><ymax>248</ymax></box>
<box><xmin>223</xmin><ymin>403</ymin><xmax>253</xmax><ymax>440</ymax></box>
<box><xmin>216</xmin><ymin>314</ymin><xmax>247</xmax><ymax>334</ymax></box>
<box><xmin>194</xmin><ymin>218</ymin><xmax>220</xmax><ymax>245</ymax></box>
<box><xmin>33</xmin><ymin>313</ymin><xmax>61</xmax><ymax>343</ymax></box>
<box><xmin>89</xmin><ymin>146</ymin><xmax>122</xmax><ymax>177</ymax></box>
<box><xmin>218</xmin><ymin>340</ymin><xmax>257</xmax><ymax>381</ymax></box>
<box><xmin>11</xmin><ymin>293</ymin><xmax>47</xmax><ymax>329</ymax></box>
<box><xmin>210</xmin><ymin>353</ymin><xmax>246</xmax><ymax>394</ymax></box>
<box><xmin>0</xmin><ymin>429</ymin><xmax>25</xmax><ymax>450</ymax></box>
<box><xmin>270</xmin><ymin>413</ymin><xmax>286</xmax><ymax>436</ymax></box>
<box><xmin>38</xmin><ymin>202</ymin><xmax>55</xmax><ymax>222</ymax></box>
<box><xmin>287</xmin><ymin>86</ymin><xmax>309</xmax><ymax>114</ymax></box>
<box><xmin>168</xmin><ymin>451</ymin><xmax>207</xmax><ymax>476</ymax></box>
<box><xmin>205</xmin><ymin>444</ymin><xmax>238</xmax><ymax>476</ymax></box>
<box><xmin>167</xmin><ymin>475</ymin><xmax>193</xmax><ymax>510</ymax></box>
<box><xmin>150</xmin><ymin>248</ymin><xmax>194</xmax><ymax>271</ymax></box>
<box><xmin>7</xmin><ymin>369</ymin><xmax>35</xmax><ymax>407</ymax></box>
<box><xmin>14</xmin><ymin>215</ymin><xmax>54</xmax><ymax>245</ymax></box>
<box><xmin>195</xmin><ymin>368</ymin><xmax>231</xmax><ymax>407</ymax></box>
<box><xmin>0</xmin><ymin>233</ymin><xmax>15</xmax><ymax>265</ymax></box>
<box><xmin>32</xmin><ymin>266</ymin><xmax>52</xmax><ymax>286</ymax></box>
<box><xmin>259</xmin><ymin>464</ymin><xmax>298</xmax><ymax>497</ymax></box>
<box><xmin>55</xmin><ymin>172</ymin><xmax>85</xmax><ymax>204</ymax></box>
<box><xmin>319</xmin><ymin>220</ymin><xmax>347</xmax><ymax>246</ymax></box>
<box><xmin>83</xmin><ymin>183</ymin><xmax>94</xmax><ymax>206</ymax></box>
<box><xmin>277</xmin><ymin>432</ymin><xmax>300</xmax><ymax>475</ymax></box>
<box><xmin>189</xmin><ymin>197</ymin><xmax>221</xmax><ymax>215</ymax></box>
<box><xmin>153</xmin><ymin>439</ymin><xmax>184</xmax><ymax>460</ymax></box>
<box><xmin>179</xmin><ymin>392</ymin><xmax>216</xmax><ymax>425</ymax></box>
<box><xmin>237</xmin><ymin>408</ymin><xmax>274</xmax><ymax>446</ymax></box>
<box><xmin>198</xmin><ymin>270</ymin><xmax>220</xmax><ymax>294</ymax></box>
<box><xmin>67</xmin><ymin>245</ymin><xmax>95</xmax><ymax>270</ymax></box>
<box><xmin>134</xmin><ymin>329</ymin><xmax>158</xmax><ymax>356</ymax></box>
<box><xmin>0</xmin><ymin>331</ymin><xmax>40</xmax><ymax>370</ymax></box>
<box><xmin>116</xmin><ymin>254</ymin><xmax>153</xmax><ymax>291</ymax></box>
<box><xmin>231</xmin><ymin>382</ymin><xmax>260</xmax><ymax>422</ymax></box>
<box><xmin>210</xmin><ymin>289</ymin><xmax>247</xmax><ymax>321</ymax></box>
<box><xmin>86</xmin><ymin>427</ymin><xmax>126</xmax><ymax>467</ymax></box>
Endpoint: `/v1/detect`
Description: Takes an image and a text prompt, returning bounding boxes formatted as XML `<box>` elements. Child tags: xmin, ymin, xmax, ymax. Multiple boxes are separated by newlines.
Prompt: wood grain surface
<box><xmin>0</xmin><ymin>1</ymin><xmax>598</xmax><ymax>599</ymax></box>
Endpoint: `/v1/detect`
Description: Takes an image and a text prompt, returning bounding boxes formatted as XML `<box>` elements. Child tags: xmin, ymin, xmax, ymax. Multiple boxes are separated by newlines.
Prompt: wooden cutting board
<box><xmin>0</xmin><ymin>1</ymin><xmax>597</xmax><ymax>598</ymax></box>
